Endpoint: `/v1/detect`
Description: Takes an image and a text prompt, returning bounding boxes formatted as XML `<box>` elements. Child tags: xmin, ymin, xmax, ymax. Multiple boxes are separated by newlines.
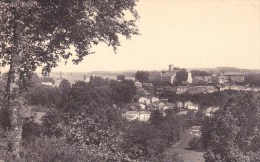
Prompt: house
<box><xmin>187</xmin><ymin>104</ymin><xmax>199</xmax><ymax>111</ymax></box>
<box><xmin>204</xmin><ymin>106</ymin><xmax>219</xmax><ymax>117</ymax></box>
<box><xmin>142</xmin><ymin>83</ymin><xmax>154</xmax><ymax>92</ymax></box>
<box><xmin>123</xmin><ymin>111</ymin><xmax>151</xmax><ymax>121</ymax></box>
<box><xmin>187</xmin><ymin>87</ymin><xmax>202</xmax><ymax>94</ymax></box>
<box><xmin>177</xmin><ymin>101</ymin><xmax>199</xmax><ymax>110</ymax></box>
<box><xmin>138</xmin><ymin>97</ymin><xmax>150</xmax><ymax>105</ymax></box>
<box><xmin>160</xmin><ymin>98</ymin><xmax>169</xmax><ymax>103</ymax></box>
<box><xmin>139</xmin><ymin>104</ymin><xmax>146</xmax><ymax>109</ymax></box>
<box><xmin>157</xmin><ymin>102</ymin><xmax>166</xmax><ymax>110</ymax></box>
<box><xmin>125</xmin><ymin>76</ymin><xmax>136</xmax><ymax>81</ymax></box>
<box><xmin>184</xmin><ymin>101</ymin><xmax>193</xmax><ymax>108</ymax></box>
<box><xmin>174</xmin><ymin>86</ymin><xmax>189</xmax><ymax>94</ymax></box>
<box><xmin>142</xmin><ymin>83</ymin><xmax>153</xmax><ymax>87</ymax></box>
<box><xmin>204</xmin><ymin>86</ymin><xmax>217</xmax><ymax>93</ymax></box>
<box><xmin>151</xmin><ymin>97</ymin><xmax>159</xmax><ymax>103</ymax></box>
<box><xmin>220</xmin><ymin>72</ymin><xmax>245</xmax><ymax>83</ymax></box>
<box><xmin>41</xmin><ymin>82</ymin><xmax>54</xmax><ymax>87</ymax></box>
<box><xmin>176</xmin><ymin>101</ymin><xmax>184</xmax><ymax>108</ymax></box>
<box><xmin>165</xmin><ymin>102</ymin><xmax>175</xmax><ymax>109</ymax></box>
<box><xmin>136</xmin><ymin>88</ymin><xmax>147</xmax><ymax>96</ymax></box>
<box><xmin>148</xmin><ymin>71</ymin><xmax>161</xmax><ymax>82</ymax></box>
<box><xmin>25</xmin><ymin>105</ymin><xmax>49</xmax><ymax>124</ymax></box>
<box><xmin>161</xmin><ymin>71</ymin><xmax>179</xmax><ymax>84</ymax></box>
<box><xmin>178</xmin><ymin>110</ymin><xmax>188</xmax><ymax>115</ymax></box>
<box><xmin>135</xmin><ymin>81</ymin><xmax>142</xmax><ymax>88</ymax></box>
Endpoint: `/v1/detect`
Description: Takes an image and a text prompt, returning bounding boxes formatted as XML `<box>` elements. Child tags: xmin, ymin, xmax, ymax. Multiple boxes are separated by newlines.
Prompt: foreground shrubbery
<box><xmin>201</xmin><ymin>92</ymin><xmax>260</xmax><ymax>162</ymax></box>
<box><xmin>0</xmin><ymin>77</ymin><xmax>188</xmax><ymax>161</ymax></box>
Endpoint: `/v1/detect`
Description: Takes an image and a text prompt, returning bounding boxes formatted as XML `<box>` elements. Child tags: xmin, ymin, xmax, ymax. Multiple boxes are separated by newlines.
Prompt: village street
<box><xmin>166</xmin><ymin>127</ymin><xmax>205</xmax><ymax>162</ymax></box>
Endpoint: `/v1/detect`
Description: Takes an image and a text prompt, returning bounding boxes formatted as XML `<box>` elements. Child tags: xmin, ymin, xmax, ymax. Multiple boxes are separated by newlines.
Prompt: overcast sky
<box><xmin>39</xmin><ymin>0</ymin><xmax>260</xmax><ymax>72</ymax></box>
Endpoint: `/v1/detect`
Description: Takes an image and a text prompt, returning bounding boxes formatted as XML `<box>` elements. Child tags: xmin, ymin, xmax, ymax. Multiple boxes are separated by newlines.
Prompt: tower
<box><xmin>169</xmin><ymin>64</ymin><xmax>174</xmax><ymax>72</ymax></box>
<box><xmin>187</xmin><ymin>72</ymin><xmax>192</xmax><ymax>83</ymax></box>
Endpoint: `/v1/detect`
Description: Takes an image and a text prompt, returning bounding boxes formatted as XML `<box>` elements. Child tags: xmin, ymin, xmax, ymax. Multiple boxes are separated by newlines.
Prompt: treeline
<box><xmin>245</xmin><ymin>73</ymin><xmax>260</xmax><ymax>86</ymax></box>
<box><xmin>191</xmin><ymin>70</ymin><xmax>212</xmax><ymax>77</ymax></box>
<box><xmin>24</xmin><ymin>76</ymin><xmax>136</xmax><ymax>107</ymax></box>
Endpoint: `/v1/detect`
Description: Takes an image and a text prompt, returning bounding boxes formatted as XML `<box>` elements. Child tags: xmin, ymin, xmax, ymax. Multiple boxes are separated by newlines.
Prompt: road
<box><xmin>166</xmin><ymin>127</ymin><xmax>205</xmax><ymax>162</ymax></box>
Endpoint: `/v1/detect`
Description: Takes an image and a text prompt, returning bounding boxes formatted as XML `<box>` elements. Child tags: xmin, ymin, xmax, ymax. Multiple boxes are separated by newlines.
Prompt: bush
<box><xmin>188</xmin><ymin>137</ymin><xmax>203</xmax><ymax>151</ymax></box>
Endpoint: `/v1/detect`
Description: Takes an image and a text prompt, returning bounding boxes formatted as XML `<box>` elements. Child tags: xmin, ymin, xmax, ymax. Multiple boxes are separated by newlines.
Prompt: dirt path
<box><xmin>168</xmin><ymin>128</ymin><xmax>205</xmax><ymax>162</ymax></box>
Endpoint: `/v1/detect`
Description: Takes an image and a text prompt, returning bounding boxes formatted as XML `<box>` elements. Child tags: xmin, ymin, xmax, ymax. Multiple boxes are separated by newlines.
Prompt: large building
<box><xmin>123</xmin><ymin>111</ymin><xmax>151</xmax><ymax>121</ymax></box>
<box><xmin>161</xmin><ymin>71</ymin><xmax>178</xmax><ymax>84</ymax></box>
<box><xmin>220</xmin><ymin>72</ymin><xmax>245</xmax><ymax>83</ymax></box>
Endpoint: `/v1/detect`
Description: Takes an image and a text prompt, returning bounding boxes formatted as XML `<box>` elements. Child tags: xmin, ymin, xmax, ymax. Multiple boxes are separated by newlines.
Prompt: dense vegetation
<box><xmin>245</xmin><ymin>73</ymin><xmax>260</xmax><ymax>86</ymax></box>
<box><xmin>191</xmin><ymin>70</ymin><xmax>212</xmax><ymax>77</ymax></box>
<box><xmin>135</xmin><ymin>70</ymin><xmax>149</xmax><ymax>82</ymax></box>
<box><xmin>122</xmin><ymin>109</ymin><xmax>188</xmax><ymax>161</ymax></box>
<box><xmin>201</xmin><ymin>92</ymin><xmax>260</xmax><ymax>162</ymax></box>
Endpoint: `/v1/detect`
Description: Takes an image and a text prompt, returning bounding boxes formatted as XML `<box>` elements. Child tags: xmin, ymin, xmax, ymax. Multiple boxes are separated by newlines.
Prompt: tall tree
<box><xmin>176</xmin><ymin>68</ymin><xmax>188</xmax><ymax>84</ymax></box>
<box><xmin>0</xmin><ymin>0</ymin><xmax>139</xmax><ymax>159</ymax></box>
<box><xmin>135</xmin><ymin>70</ymin><xmax>149</xmax><ymax>82</ymax></box>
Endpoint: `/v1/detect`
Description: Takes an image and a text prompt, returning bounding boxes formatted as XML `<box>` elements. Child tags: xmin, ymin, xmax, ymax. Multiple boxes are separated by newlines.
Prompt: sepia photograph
<box><xmin>0</xmin><ymin>0</ymin><xmax>260</xmax><ymax>161</ymax></box>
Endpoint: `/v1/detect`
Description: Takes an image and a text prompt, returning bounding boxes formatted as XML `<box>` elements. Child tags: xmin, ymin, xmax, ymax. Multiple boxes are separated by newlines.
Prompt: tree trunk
<box><xmin>4</xmin><ymin>0</ymin><xmax>23</xmax><ymax>160</ymax></box>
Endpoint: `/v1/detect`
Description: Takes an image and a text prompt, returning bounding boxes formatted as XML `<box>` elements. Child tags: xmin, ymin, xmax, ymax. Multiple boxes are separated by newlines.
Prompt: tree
<box><xmin>25</xmin><ymin>84</ymin><xmax>62</xmax><ymax>106</ymax></box>
<box><xmin>149</xmin><ymin>109</ymin><xmax>164</xmax><ymax>126</ymax></box>
<box><xmin>135</xmin><ymin>71</ymin><xmax>149</xmax><ymax>82</ymax></box>
<box><xmin>0</xmin><ymin>0</ymin><xmax>139</xmax><ymax>158</ymax></box>
<box><xmin>42</xmin><ymin>77</ymin><xmax>55</xmax><ymax>85</ymax></box>
<box><xmin>59</xmin><ymin>79</ymin><xmax>71</xmax><ymax>102</ymax></box>
<box><xmin>110</xmin><ymin>79</ymin><xmax>136</xmax><ymax>104</ymax></box>
<box><xmin>176</xmin><ymin>68</ymin><xmax>188</xmax><ymax>84</ymax></box>
<box><xmin>42</xmin><ymin>80</ymin><xmax>129</xmax><ymax>161</ymax></box>
<box><xmin>191</xmin><ymin>70</ymin><xmax>212</xmax><ymax>77</ymax></box>
<box><xmin>201</xmin><ymin>93</ymin><xmax>260</xmax><ymax>162</ymax></box>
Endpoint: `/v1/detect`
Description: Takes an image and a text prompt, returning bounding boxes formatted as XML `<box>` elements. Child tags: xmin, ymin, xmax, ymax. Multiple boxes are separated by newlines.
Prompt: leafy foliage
<box><xmin>201</xmin><ymin>92</ymin><xmax>260</xmax><ymax>162</ymax></box>
<box><xmin>0</xmin><ymin>0</ymin><xmax>139</xmax><ymax>76</ymax></box>
<box><xmin>176</xmin><ymin>68</ymin><xmax>188</xmax><ymax>84</ymax></box>
<box><xmin>122</xmin><ymin>110</ymin><xmax>186</xmax><ymax>161</ymax></box>
<box><xmin>135</xmin><ymin>70</ymin><xmax>149</xmax><ymax>82</ymax></box>
<box><xmin>25</xmin><ymin>84</ymin><xmax>62</xmax><ymax>107</ymax></box>
<box><xmin>245</xmin><ymin>73</ymin><xmax>260</xmax><ymax>86</ymax></box>
<box><xmin>40</xmin><ymin>77</ymin><xmax>136</xmax><ymax>161</ymax></box>
<box><xmin>191</xmin><ymin>70</ymin><xmax>212</xmax><ymax>77</ymax></box>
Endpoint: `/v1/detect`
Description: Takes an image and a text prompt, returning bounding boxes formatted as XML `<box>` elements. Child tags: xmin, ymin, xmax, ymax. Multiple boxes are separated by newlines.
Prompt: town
<box><xmin>21</xmin><ymin>64</ymin><xmax>259</xmax><ymax>123</ymax></box>
<box><xmin>0</xmin><ymin>0</ymin><xmax>259</xmax><ymax>161</ymax></box>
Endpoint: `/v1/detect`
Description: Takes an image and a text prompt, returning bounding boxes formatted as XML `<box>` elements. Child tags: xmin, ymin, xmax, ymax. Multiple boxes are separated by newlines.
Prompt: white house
<box><xmin>41</xmin><ymin>82</ymin><xmax>54</xmax><ymax>87</ymax></box>
<box><xmin>178</xmin><ymin>110</ymin><xmax>188</xmax><ymax>115</ymax></box>
<box><xmin>187</xmin><ymin>104</ymin><xmax>199</xmax><ymax>111</ymax></box>
<box><xmin>184</xmin><ymin>101</ymin><xmax>193</xmax><ymax>108</ymax></box>
<box><xmin>176</xmin><ymin>101</ymin><xmax>184</xmax><ymax>108</ymax></box>
<box><xmin>138</xmin><ymin>97</ymin><xmax>151</xmax><ymax>105</ymax></box>
<box><xmin>123</xmin><ymin>111</ymin><xmax>151</xmax><ymax>122</ymax></box>
<box><xmin>151</xmin><ymin>97</ymin><xmax>159</xmax><ymax>103</ymax></box>
<box><xmin>205</xmin><ymin>106</ymin><xmax>219</xmax><ymax>117</ymax></box>
<box><xmin>135</xmin><ymin>81</ymin><xmax>142</xmax><ymax>88</ymax></box>
<box><xmin>139</xmin><ymin>104</ymin><xmax>146</xmax><ymax>110</ymax></box>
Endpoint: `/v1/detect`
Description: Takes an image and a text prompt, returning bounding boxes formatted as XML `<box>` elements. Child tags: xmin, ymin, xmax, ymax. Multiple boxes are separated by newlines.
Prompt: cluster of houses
<box><xmin>218</xmin><ymin>84</ymin><xmax>260</xmax><ymax>92</ymax></box>
<box><xmin>172</xmin><ymin>85</ymin><xmax>217</xmax><ymax>94</ymax></box>
<box><xmin>122</xmin><ymin>99</ymin><xmax>220</xmax><ymax>122</ymax></box>
<box><xmin>145</xmin><ymin>64</ymin><xmax>247</xmax><ymax>85</ymax></box>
